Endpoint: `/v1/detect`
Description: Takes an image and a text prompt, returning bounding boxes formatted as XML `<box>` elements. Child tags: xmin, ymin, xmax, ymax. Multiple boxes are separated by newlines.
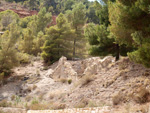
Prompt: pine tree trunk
<box><xmin>116</xmin><ymin>44</ymin><xmax>120</xmax><ymax>61</ymax></box>
<box><xmin>73</xmin><ymin>38</ymin><xmax>76</xmax><ymax>57</ymax></box>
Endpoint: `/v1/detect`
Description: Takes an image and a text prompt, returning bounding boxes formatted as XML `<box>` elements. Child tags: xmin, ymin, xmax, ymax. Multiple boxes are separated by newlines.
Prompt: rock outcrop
<box><xmin>50</xmin><ymin>56</ymin><xmax>77</xmax><ymax>80</ymax></box>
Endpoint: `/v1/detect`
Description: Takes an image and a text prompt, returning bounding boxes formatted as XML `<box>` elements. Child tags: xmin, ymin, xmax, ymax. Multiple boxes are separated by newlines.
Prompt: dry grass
<box><xmin>11</xmin><ymin>95</ymin><xmax>16</xmax><ymax>101</ymax></box>
<box><xmin>32</xmin><ymin>84</ymin><xmax>37</xmax><ymax>90</ymax></box>
<box><xmin>74</xmin><ymin>98</ymin><xmax>89</xmax><ymax>108</ymax></box>
<box><xmin>88</xmin><ymin>101</ymin><xmax>98</xmax><ymax>107</ymax></box>
<box><xmin>112</xmin><ymin>92</ymin><xmax>124</xmax><ymax>105</ymax></box>
<box><xmin>104</xmin><ymin>69</ymin><xmax>129</xmax><ymax>88</ymax></box>
<box><xmin>132</xmin><ymin>86</ymin><xmax>150</xmax><ymax>104</ymax></box>
<box><xmin>59</xmin><ymin>78</ymin><xmax>68</xmax><ymax>83</ymax></box>
<box><xmin>49</xmin><ymin>90</ymin><xmax>65</xmax><ymax>100</ymax></box>
<box><xmin>27</xmin><ymin>103</ymin><xmax>50</xmax><ymax>110</ymax></box>
<box><xmin>0</xmin><ymin>100</ymin><xmax>12</xmax><ymax>107</ymax></box>
<box><xmin>51</xmin><ymin>102</ymin><xmax>66</xmax><ymax>110</ymax></box>
<box><xmin>79</xmin><ymin>75</ymin><xmax>95</xmax><ymax>86</ymax></box>
<box><xmin>39</xmin><ymin>93</ymin><xmax>45</xmax><ymax>100</ymax></box>
<box><xmin>142</xmin><ymin>70</ymin><xmax>150</xmax><ymax>77</ymax></box>
<box><xmin>25</xmin><ymin>95</ymin><xmax>32</xmax><ymax>102</ymax></box>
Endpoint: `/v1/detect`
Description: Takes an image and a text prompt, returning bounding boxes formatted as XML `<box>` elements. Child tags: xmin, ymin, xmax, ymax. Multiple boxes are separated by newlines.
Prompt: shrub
<box><xmin>0</xmin><ymin>100</ymin><xmax>11</xmax><ymax>107</ymax></box>
<box><xmin>133</xmin><ymin>87</ymin><xmax>150</xmax><ymax>104</ymax></box>
<box><xmin>68</xmin><ymin>79</ymin><xmax>72</xmax><ymax>84</ymax></box>
<box><xmin>32</xmin><ymin>84</ymin><xmax>37</xmax><ymax>90</ymax></box>
<box><xmin>74</xmin><ymin>98</ymin><xmax>89</xmax><ymax>108</ymax></box>
<box><xmin>25</xmin><ymin>95</ymin><xmax>32</xmax><ymax>102</ymax></box>
<box><xmin>31</xmin><ymin>98</ymin><xmax>39</xmax><ymax>105</ymax></box>
<box><xmin>112</xmin><ymin>92</ymin><xmax>123</xmax><ymax>105</ymax></box>
<box><xmin>28</xmin><ymin>103</ymin><xmax>49</xmax><ymax>110</ymax></box>
<box><xmin>60</xmin><ymin>78</ymin><xmax>67</xmax><ymax>83</ymax></box>
<box><xmin>18</xmin><ymin>53</ymin><xmax>30</xmax><ymax>64</ymax></box>
<box><xmin>11</xmin><ymin>95</ymin><xmax>16</xmax><ymax>101</ymax></box>
<box><xmin>51</xmin><ymin>103</ymin><xmax>66</xmax><ymax>110</ymax></box>
<box><xmin>80</xmin><ymin>75</ymin><xmax>94</xmax><ymax>86</ymax></box>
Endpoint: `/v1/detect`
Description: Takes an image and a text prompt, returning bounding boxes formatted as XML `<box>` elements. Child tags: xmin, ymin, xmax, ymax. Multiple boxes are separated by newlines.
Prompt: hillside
<box><xmin>0</xmin><ymin>0</ymin><xmax>150</xmax><ymax>113</ymax></box>
<box><xmin>0</xmin><ymin>56</ymin><xmax>150</xmax><ymax>112</ymax></box>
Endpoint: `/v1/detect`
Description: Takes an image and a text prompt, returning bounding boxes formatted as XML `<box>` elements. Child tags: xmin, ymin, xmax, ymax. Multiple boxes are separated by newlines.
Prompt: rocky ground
<box><xmin>1</xmin><ymin>56</ymin><xmax>150</xmax><ymax>113</ymax></box>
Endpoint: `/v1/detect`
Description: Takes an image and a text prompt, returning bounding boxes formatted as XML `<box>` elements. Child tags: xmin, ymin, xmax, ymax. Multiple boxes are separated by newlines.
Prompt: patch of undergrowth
<box><xmin>80</xmin><ymin>75</ymin><xmax>95</xmax><ymax>86</ymax></box>
<box><xmin>132</xmin><ymin>86</ymin><xmax>150</xmax><ymax>104</ymax></box>
<box><xmin>0</xmin><ymin>100</ymin><xmax>12</xmax><ymax>107</ymax></box>
<box><xmin>74</xmin><ymin>98</ymin><xmax>89</xmax><ymax>108</ymax></box>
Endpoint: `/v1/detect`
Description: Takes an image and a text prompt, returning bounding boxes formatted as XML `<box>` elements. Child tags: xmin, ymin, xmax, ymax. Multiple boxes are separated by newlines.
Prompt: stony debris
<box><xmin>50</xmin><ymin>56</ymin><xmax>77</xmax><ymax>80</ymax></box>
<box><xmin>27</xmin><ymin>106</ymin><xmax>111</xmax><ymax>113</ymax></box>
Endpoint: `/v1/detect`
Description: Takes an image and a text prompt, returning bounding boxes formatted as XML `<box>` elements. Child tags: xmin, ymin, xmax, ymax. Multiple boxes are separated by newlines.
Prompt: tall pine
<box><xmin>66</xmin><ymin>2</ymin><xmax>87</xmax><ymax>58</ymax></box>
<box><xmin>109</xmin><ymin>0</ymin><xmax>150</xmax><ymax>67</ymax></box>
<box><xmin>41</xmin><ymin>13</ymin><xmax>74</xmax><ymax>63</ymax></box>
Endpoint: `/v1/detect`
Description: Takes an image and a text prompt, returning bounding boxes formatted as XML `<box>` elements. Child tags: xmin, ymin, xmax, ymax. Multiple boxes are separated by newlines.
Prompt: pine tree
<box><xmin>41</xmin><ymin>13</ymin><xmax>74</xmax><ymax>63</ymax></box>
<box><xmin>19</xmin><ymin>7</ymin><xmax>52</xmax><ymax>55</ymax></box>
<box><xmin>0</xmin><ymin>10</ymin><xmax>19</xmax><ymax>30</ymax></box>
<box><xmin>109</xmin><ymin>0</ymin><xmax>150</xmax><ymax>67</ymax></box>
<box><xmin>0</xmin><ymin>22</ymin><xmax>20</xmax><ymax>75</ymax></box>
<box><xmin>36</xmin><ymin>7</ymin><xmax>52</xmax><ymax>33</ymax></box>
<box><xmin>32</xmin><ymin>31</ymin><xmax>45</xmax><ymax>55</ymax></box>
<box><xmin>85</xmin><ymin>0</ymin><xmax>132</xmax><ymax>60</ymax></box>
<box><xmin>66</xmin><ymin>2</ymin><xmax>87</xmax><ymax>58</ymax></box>
<box><xmin>19</xmin><ymin>29</ymin><xmax>34</xmax><ymax>54</ymax></box>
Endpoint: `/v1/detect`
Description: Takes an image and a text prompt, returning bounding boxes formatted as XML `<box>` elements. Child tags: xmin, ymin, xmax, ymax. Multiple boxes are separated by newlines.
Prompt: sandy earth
<box><xmin>1</xmin><ymin>56</ymin><xmax>150</xmax><ymax>112</ymax></box>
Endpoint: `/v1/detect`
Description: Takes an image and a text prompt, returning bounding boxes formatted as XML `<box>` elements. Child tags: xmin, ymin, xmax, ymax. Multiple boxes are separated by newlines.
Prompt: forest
<box><xmin>0</xmin><ymin>0</ymin><xmax>150</xmax><ymax>78</ymax></box>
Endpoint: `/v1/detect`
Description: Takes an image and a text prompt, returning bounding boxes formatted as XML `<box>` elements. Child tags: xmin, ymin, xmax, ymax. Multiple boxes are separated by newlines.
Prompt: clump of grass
<box><xmin>27</xmin><ymin>102</ymin><xmax>50</xmax><ymax>110</ymax></box>
<box><xmin>74</xmin><ymin>98</ymin><xmax>89</xmax><ymax>108</ymax></box>
<box><xmin>31</xmin><ymin>98</ymin><xmax>39</xmax><ymax>105</ymax></box>
<box><xmin>80</xmin><ymin>75</ymin><xmax>95</xmax><ymax>86</ymax></box>
<box><xmin>59</xmin><ymin>78</ymin><xmax>67</xmax><ymax>83</ymax></box>
<box><xmin>132</xmin><ymin>86</ymin><xmax>150</xmax><ymax>104</ymax></box>
<box><xmin>68</xmin><ymin>79</ymin><xmax>72</xmax><ymax>84</ymax></box>
<box><xmin>51</xmin><ymin>103</ymin><xmax>66</xmax><ymax>110</ymax></box>
<box><xmin>11</xmin><ymin>95</ymin><xmax>16</xmax><ymax>101</ymax></box>
<box><xmin>25</xmin><ymin>95</ymin><xmax>32</xmax><ymax>102</ymax></box>
<box><xmin>143</xmin><ymin>70</ymin><xmax>150</xmax><ymax>77</ymax></box>
<box><xmin>112</xmin><ymin>92</ymin><xmax>123</xmax><ymax>105</ymax></box>
<box><xmin>88</xmin><ymin>101</ymin><xmax>98</xmax><ymax>107</ymax></box>
<box><xmin>32</xmin><ymin>84</ymin><xmax>37</xmax><ymax>90</ymax></box>
<box><xmin>43</xmin><ymin>66</ymin><xmax>49</xmax><ymax>70</ymax></box>
<box><xmin>0</xmin><ymin>100</ymin><xmax>11</xmax><ymax>107</ymax></box>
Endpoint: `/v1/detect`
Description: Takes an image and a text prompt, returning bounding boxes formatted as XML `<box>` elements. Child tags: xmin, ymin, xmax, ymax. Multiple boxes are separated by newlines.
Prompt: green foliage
<box><xmin>87</xmin><ymin>3</ymin><xmax>99</xmax><ymax>24</ymax></box>
<box><xmin>23</xmin><ymin>0</ymin><xmax>39</xmax><ymax>10</ymax></box>
<box><xmin>18</xmin><ymin>52</ymin><xmax>30</xmax><ymax>64</ymax></box>
<box><xmin>19</xmin><ymin>29</ymin><xmax>34</xmax><ymax>54</ymax></box>
<box><xmin>19</xmin><ymin>7</ymin><xmax>51</xmax><ymax>55</ymax></box>
<box><xmin>66</xmin><ymin>2</ymin><xmax>87</xmax><ymax>57</ymax></box>
<box><xmin>19</xmin><ymin>15</ymin><xmax>34</xmax><ymax>28</ymax></box>
<box><xmin>32</xmin><ymin>31</ymin><xmax>45</xmax><ymax>55</ymax></box>
<box><xmin>0</xmin><ymin>10</ymin><xmax>19</xmax><ymax>30</ymax></box>
<box><xmin>0</xmin><ymin>22</ymin><xmax>20</xmax><ymax>75</ymax></box>
<box><xmin>109</xmin><ymin>0</ymin><xmax>150</xmax><ymax>67</ymax></box>
<box><xmin>85</xmin><ymin>23</ymin><xmax>116</xmax><ymax>56</ymax></box>
<box><xmin>41</xmin><ymin>13</ymin><xmax>74</xmax><ymax>63</ymax></box>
